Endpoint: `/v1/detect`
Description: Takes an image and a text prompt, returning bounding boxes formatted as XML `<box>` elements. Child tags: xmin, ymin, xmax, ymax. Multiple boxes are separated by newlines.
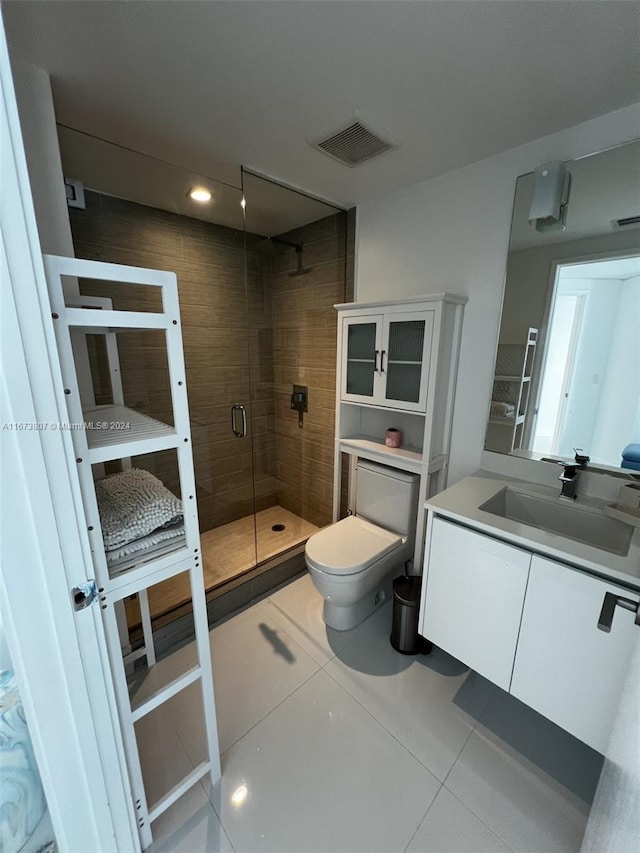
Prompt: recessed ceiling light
<box><xmin>189</xmin><ymin>187</ymin><xmax>212</xmax><ymax>202</ymax></box>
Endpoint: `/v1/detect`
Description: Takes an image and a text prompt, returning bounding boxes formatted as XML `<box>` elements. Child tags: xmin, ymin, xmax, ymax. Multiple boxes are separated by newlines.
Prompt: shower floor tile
<box><xmin>201</xmin><ymin>505</ymin><xmax>319</xmax><ymax>588</ymax></box>
<box><xmin>131</xmin><ymin>506</ymin><xmax>319</xmax><ymax>624</ymax></box>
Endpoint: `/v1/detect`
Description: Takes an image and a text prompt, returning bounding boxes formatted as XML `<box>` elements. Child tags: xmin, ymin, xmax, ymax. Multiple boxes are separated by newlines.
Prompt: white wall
<box><xmin>7</xmin><ymin>59</ymin><xmax>74</xmax><ymax>257</ymax></box>
<box><xmin>355</xmin><ymin>103</ymin><xmax>640</xmax><ymax>484</ymax></box>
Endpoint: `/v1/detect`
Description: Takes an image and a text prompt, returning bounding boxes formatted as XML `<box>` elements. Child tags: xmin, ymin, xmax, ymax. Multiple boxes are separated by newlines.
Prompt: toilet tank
<box><xmin>355</xmin><ymin>460</ymin><xmax>419</xmax><ymax>535</ymax></box>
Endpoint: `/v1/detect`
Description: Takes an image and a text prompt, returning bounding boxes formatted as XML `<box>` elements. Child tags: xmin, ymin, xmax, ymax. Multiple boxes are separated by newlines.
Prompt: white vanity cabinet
<box><xmin>511</xmin><ymin>555</ymin><xmax>639</xmax><ymax>753</ymax></box>
<box><xmin>419</xmin><ymin>508</ymin><xmax>640</xmax><ymax>753</ymax></box>
<box><xmin>419</xmin><ymin>517</ymin><xmax>531</xmax><ymax>690</ymax></box>
<box><xmin>341</xmin><ymin>310</ymin><xmax>434</xmax><ymax>411</ymax></box>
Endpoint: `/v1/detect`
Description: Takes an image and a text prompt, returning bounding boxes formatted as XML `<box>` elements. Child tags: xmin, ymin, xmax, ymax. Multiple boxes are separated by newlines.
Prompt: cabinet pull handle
<box><xmin>374</xmin><ymin>349</ymin><xmax>380</xmax><ymax>372</ymax></box>
<box><xmin>380</xmin><ymin>350</ymin><xmax>386</xmax><ymax>372</ymax></box>
<box><xmin>597</xmin><ymin>591</ymin><xmax>640</xmax><ymax>632</ymax></box>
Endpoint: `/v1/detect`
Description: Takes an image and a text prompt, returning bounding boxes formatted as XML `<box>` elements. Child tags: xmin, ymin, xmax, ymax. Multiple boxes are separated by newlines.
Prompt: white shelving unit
<box><xmin>334</xmin><ymin>294</ymin><xmax>466</xmax><ymax>568</ymax></box>
<box><xmin>486</xmin><ymin>327</ymin><xmax>538</xmax><ymax>453</ymax></box>
<box><xmin>44</xmin><ymin>254</ymin><xmax>220</xmax><ymax>850</ymax></box>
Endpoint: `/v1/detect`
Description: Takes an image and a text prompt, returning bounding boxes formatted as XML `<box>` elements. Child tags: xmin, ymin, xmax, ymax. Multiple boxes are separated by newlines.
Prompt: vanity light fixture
<box><xmin>188</xmin><ymin>186</ymin><xmax>212</xmax><ymax>203</ymax></box>
<box><xmin>528</xmin><ymin>161</ymin><xmax>571</xmax><ymax>233</ymax></box>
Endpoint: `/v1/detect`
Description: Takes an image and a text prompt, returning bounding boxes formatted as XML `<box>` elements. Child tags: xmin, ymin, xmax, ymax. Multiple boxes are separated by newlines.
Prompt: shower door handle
<box><xmin>231</xmin><ymin>403</ymin><xmax>247</xmax><ymax>438</ymax></box>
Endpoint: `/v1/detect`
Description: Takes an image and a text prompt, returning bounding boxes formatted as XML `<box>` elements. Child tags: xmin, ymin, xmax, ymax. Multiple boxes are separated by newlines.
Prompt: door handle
<box><xmin>374</xmin><ymin>350</ymin><xmax>380</xmax><ymax>372</ymax></box>
<box><xmin>71</xmin><ymin>580</ymin><xmax>98</xmax><ymax>611</ymax></box>
<box><xmin>597</xmin><ymin>591</ymin><xmax>640</xmax><ymax>632</ymax></box>
<box><xmin>380</xmin><ymin>350</ymin><xmax>386</xmax><ymax>372</ymax></box>
<box><xmin>231</xmin><ymin>403</ymin><xmax>247</xmax><ymax>438</ymax></box>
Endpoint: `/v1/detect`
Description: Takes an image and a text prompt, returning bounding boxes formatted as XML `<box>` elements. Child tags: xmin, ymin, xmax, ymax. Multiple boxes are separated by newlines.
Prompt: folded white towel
<box><xmin>490</xmin><ymin>400</ymin><xmax>516</xmax><ymax>418</ymax></box>
<box><xmin>96</xmin><ymin>468</ymin><xmax>183</xmax><ymax>551</ymax></box>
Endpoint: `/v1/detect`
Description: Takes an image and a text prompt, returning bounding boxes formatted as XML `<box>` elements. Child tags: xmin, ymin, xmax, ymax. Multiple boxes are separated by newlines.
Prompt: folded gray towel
<box><xmin>95</xmin><ymin>468</ymin><xmax>183</xmax><ymax>551</ymax></box>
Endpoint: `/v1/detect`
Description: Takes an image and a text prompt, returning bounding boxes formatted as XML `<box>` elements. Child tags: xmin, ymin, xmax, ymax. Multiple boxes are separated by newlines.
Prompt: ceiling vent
<box><xmin>611</xmin><ymin>215</ymin><xmax>640</xmax><ymax>230</ymax></box>
<box><xmin>311</xmin><ymin>121</ymin><xmax>396</xmax><ymax>167</ymax></box>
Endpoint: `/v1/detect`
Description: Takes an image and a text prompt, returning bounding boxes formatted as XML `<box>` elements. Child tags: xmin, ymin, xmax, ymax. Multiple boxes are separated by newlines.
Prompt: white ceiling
<box><xmin>4</xmin><ymin>1</ymin><xmax>640</xmax><ymax>209</ymax></box>
<box><xmin>3</xmin><ymin>0</ymin><xmax>640</xmax><ymax>211</ymax></box>
<box><xmin>559</xmin><ymin>256</ymin><xmax>640</xmax><ymax>281</ymax></box>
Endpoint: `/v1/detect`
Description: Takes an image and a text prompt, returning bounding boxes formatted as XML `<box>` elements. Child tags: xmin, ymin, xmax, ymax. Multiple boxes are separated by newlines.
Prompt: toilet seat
<box><xmin>305</xmin><ymin>515</ymin><xmax>403</xmax><ymax>576</ymax></box>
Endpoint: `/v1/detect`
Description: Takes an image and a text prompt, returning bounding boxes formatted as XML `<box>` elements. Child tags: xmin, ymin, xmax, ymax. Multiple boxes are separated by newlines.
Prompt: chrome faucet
<box><xmin>558</xmin><ymin>464</ymin><xmax>579</xmax><ymax>500</ymax></box>
<box><xmin>557</xmin><ymin>450</ymin><xmax>590</xmax><ymax>501</ymax></box>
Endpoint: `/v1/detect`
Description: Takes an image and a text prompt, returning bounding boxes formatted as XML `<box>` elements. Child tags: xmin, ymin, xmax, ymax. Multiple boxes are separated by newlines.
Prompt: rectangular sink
<box><xmin>479</xmin><ymin>488</ymin><xmax>633</xmax><ymax>556</ymax></box>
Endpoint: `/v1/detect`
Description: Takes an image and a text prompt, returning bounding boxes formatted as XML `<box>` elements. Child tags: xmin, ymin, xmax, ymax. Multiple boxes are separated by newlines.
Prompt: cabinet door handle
<box><xmin>374</xmin><ymin>349</ymin><xmax>380</xmax><ymax>372</ymax></box>
<box><xmin>380</xmin><ymin>350</ymin><xmax>386</xmax><ymax>372</ymax></box>
<box><xmin>597</xmin><ymin>591</ymin><xmax>640</xmax><ymax>632</ymax></box>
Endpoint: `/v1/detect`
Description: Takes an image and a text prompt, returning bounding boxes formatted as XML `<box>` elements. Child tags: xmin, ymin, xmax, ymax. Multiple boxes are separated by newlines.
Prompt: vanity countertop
<box><xmin>425</xmin><ymin>472</ymin><xmax>640</xmax><ymax>591</ymax></box>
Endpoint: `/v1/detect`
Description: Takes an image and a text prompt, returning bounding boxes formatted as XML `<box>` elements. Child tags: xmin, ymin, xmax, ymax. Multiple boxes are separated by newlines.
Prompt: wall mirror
<box><xmin>485</xmin><ymin>138</ymin><xmax>640</xmax><ymax>471</ymax></box>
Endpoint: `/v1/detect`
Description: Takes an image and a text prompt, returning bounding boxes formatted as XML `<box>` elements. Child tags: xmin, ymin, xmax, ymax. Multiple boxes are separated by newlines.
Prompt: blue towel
<box><xmin>621</xmin><ymin>443</ymin><xmax>640</xmax><ymax>468</ymax></box>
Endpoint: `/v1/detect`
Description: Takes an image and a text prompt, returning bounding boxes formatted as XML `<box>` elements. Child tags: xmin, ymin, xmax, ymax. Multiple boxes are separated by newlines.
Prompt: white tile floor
<box><xmin>145</xmin><ymin>573</ymin><xmax>603</xmax><ymax>853</ymax></box>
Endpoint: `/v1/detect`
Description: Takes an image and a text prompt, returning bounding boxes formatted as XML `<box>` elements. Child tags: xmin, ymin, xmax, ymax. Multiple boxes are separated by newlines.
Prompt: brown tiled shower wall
<box><xmin>69</xmin><ymin>192</ymin><xmax>352</xmax><ymax>533</ymax></box>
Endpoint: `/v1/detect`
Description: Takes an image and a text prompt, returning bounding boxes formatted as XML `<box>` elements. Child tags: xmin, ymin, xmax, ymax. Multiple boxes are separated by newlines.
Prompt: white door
<box><xmin>1</xmin><ymin>24</ymin><xmax>138</xmax><ymax>851</ymax></box>
<box><xmin>420</xmin><ymin>517</ymin><xmax>531</xmax><ymax>690</ymax></box>
<box><xmin>511</xmin><ymin>555</ymin><xmax>638</xmax><ymax>753</ymax></box>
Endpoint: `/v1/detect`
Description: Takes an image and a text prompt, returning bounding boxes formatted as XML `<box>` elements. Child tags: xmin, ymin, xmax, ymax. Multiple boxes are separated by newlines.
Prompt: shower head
<box><xmin>289</xmin><ymin>249</ymin><xmax>313</xmax><ymax>278</ymax></box>
<box><xmin>254</xmin><ymin>235</ymin><xmax>313</xmax><ymax>276</ymax></box>
<box><xmin>255</xmin><ymin>235</ymin><xmax>303</xmax><ymax>256</ymax></box>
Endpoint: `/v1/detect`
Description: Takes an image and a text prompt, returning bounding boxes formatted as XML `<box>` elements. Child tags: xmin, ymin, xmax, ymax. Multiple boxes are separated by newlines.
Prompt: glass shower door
<box><xmin>241</xmin><ymin>170</ymin><xmax>349</xmax><ymax>565</ymax></box>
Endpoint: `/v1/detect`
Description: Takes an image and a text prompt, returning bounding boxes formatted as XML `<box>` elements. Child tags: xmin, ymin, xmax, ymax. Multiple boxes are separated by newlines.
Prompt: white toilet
<box><xmin>305</xmin><ymin>460</ymin><xmax>419</xmax><ymax>631</ymax></box>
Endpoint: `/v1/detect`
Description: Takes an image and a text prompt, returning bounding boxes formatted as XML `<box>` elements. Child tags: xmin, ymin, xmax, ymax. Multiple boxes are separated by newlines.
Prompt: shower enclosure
<box><xmin>61</xmin><ymin>132</ymin><xmax>351</xmax><ymax>633</ymax></box>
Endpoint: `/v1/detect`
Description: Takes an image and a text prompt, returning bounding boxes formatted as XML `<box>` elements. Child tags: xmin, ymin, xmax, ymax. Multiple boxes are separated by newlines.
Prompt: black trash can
<box><xmin>390</xmin><ymin>575</ymin><xmax>432</xmax><ymax>655</ymax></box>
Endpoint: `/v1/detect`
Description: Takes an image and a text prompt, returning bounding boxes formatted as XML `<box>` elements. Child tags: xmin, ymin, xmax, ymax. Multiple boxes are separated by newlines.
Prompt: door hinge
<box><xmin>71</xmin><ymin>579</ymin><xmax>99</xmax><ymax>611</ymax></box>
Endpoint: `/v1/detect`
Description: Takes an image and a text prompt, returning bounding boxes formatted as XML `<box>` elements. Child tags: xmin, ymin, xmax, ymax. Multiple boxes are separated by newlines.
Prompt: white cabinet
<box><xmin>341</xmin><ymin>310</ymin><xmax>434</xmax><ymax>412</ymax></box>
<box><xmin>420</xmin><ymin>513</ymin><xmax>640</xmax><ymax>752</ymax></box>
<box><xmin>334</xmin><ymin>295</ymin><xmax>467</xmax><ymax>568</ymax></box>
<box><xmin>420</xmin><ymin>517</ymin><xmax>531</xmax><ymax>690</ymax></box>
<box><xmin>511</xmin><ymin>555</ymin><xmax>638</xmax><ymax>753</ymax></box>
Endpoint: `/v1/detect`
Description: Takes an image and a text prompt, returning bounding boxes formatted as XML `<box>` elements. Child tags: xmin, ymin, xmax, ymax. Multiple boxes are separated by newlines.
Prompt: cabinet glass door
<box><xmin>382</xmin><ymin>312</ymin><xmax>433</xmax><ymax>410</ymax></box>
<box><xmin>344</xmin><ymin>319</ymin><xmax>380</xmax><ymax>399</ymax></box>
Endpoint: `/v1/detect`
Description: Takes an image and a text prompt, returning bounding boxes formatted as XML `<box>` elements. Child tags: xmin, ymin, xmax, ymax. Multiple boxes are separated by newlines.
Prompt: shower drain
<box><xmin>271</xmin><ymin>523</ymin><xmax>286</xmax><ymax>532</ymax></box>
